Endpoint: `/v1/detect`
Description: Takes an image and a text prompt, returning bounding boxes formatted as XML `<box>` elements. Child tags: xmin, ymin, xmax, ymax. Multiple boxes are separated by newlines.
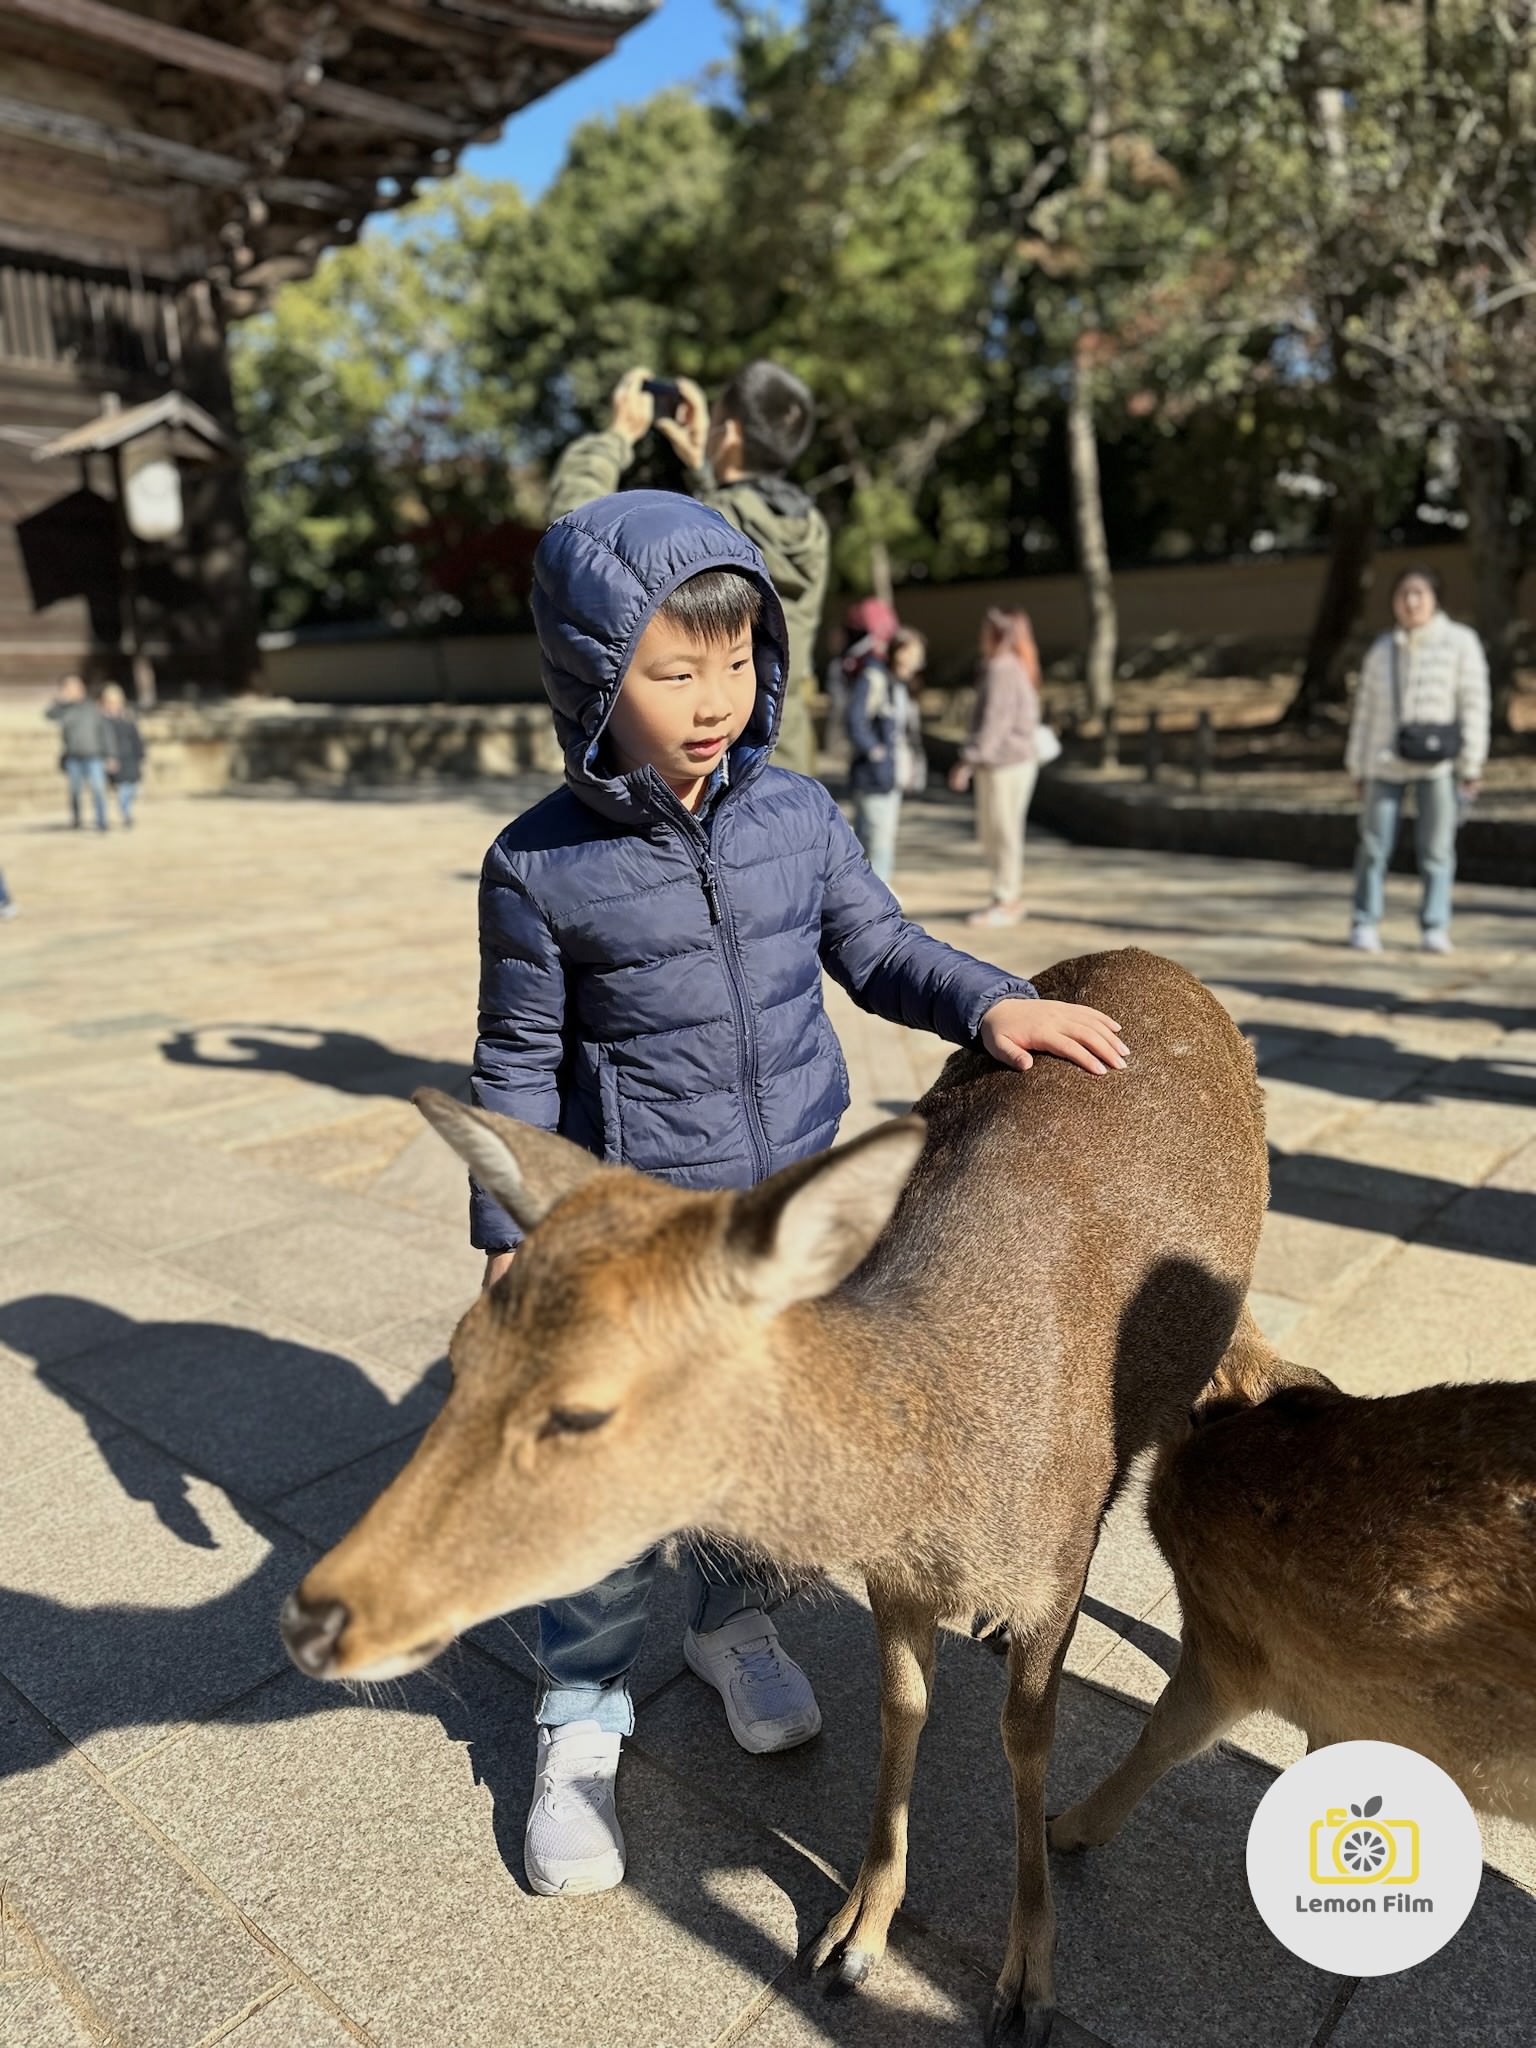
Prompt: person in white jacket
<box><xmin>1345</xmin><ymin>568</ymin><xmax>1490</xmax><ymax>954</ymax></box>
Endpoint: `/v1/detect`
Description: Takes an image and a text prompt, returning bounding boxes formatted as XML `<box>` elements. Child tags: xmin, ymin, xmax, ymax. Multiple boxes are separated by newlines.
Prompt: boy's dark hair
<box><xmin>717</xmin><ymin>360</ymin><xmax>816</xmax><ymax>475</ymax></box>
<box><xmin>656</xmin><ymin>568</ymin><xmax>763</xmax><ymax>647</ymax></box>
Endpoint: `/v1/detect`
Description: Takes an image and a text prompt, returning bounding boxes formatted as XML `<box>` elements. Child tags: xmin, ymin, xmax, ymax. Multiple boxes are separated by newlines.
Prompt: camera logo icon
<box><xmin>1308</xmin><ymin>1794</ymin><xmax>1420</xmax><ymax>1886</ymax></box>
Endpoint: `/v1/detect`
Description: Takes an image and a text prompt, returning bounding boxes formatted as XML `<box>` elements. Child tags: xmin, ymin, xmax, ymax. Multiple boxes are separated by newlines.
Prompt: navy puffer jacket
<box><xmin>469</xmin><ymin>492</ymin><xmax>1037</xmax><ymax>1251</ymax></box>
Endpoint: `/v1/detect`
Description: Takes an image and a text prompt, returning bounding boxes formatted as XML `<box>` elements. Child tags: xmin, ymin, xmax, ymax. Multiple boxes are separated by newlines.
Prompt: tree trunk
<box><xmin>1460</xmin><ymin>418</ymin><xmax>1522</xmax><ymax>736</ymax></box>
<box><xmin>1287</xmin><ymin>476</ymin><xmax>1375</xmax><ymax>726</ymax></box>
<box><xmin>1067</xmin><ymin>335</ymin><xmax>1118</xmax><ymax>767</ymax></box>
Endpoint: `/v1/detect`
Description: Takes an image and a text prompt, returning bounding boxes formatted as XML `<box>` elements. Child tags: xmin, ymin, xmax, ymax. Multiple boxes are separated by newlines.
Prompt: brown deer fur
<box><xmin>284</xmin><ymin>948</ymin><xmax>1268</xmax><ymax>2045</ymax></box>
<box><xmin>1052</xmin><ymin>1324</ymin><xmax>1536</xmax><ymax>1852</ymax></box>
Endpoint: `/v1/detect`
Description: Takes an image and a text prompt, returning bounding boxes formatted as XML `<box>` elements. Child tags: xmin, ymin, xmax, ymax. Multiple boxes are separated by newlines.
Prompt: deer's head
<box><xmin>280</xmin><ymin>1089</ymin><xmax>924</xmax><ymax>1681</ymax></box>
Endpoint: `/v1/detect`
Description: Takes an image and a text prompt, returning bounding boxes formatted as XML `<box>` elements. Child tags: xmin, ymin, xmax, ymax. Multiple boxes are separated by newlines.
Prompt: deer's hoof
<box><xmin>984</xmin><ymin>1988</ymin><xmax>1056</xmax><ymax>2047</ymax></box>
<box><xmin>830</xmin><ymin>1947</ymin><xmax>875</xmax><ymax>1993</ymax></box>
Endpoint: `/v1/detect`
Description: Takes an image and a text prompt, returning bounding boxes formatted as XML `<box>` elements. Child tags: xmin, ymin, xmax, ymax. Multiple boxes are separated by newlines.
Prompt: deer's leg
<box><xmin>810</xmin><ymin>1588</ymin><xmax>937</xmax><ymax>1991</ymax></box>
<box><xmin>1049</xmin><ymin>1630</ymin><xmax>1241</xmax><ymax>1852</ymax></box>
<box><xmin>987</xmin><ymin>1593</ymin><xmax>1080</xmax><ymax>2048</ymax></box>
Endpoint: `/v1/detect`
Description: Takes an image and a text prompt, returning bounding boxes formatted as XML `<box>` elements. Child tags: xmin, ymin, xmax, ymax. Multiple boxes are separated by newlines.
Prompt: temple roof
<box><xmin>0</xmin><ymin>0</ymin><xmax>655</xmax><ymax>311</ymax></box>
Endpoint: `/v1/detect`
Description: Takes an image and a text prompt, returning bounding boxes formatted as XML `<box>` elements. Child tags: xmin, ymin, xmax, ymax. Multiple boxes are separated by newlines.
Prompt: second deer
<box><xmin>280</xmin><ymin>948</ymin><xmax>1269</xmax><ymax>2044</ymax></box>
<box><xmin>1052</xmin><ymin>1314</ymin><xmax>1536</xmax><ymax>1850</ymax></box>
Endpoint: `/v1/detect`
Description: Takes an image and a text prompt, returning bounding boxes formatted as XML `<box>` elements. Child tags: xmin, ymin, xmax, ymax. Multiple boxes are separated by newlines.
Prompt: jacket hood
<box><xmin>532</xmin><ymin>491</ymin><xmax>790</xmax><ymax>828</ymax></box>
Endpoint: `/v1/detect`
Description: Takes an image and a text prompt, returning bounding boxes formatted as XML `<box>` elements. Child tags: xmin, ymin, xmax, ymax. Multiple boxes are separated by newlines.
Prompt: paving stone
<box><xmin>161</xmin><ymin>1215</ymin><xmax>479</xmax><ymax>1341</ymax></box>
<box><xmin>1258</xmin><ymin>1056</ymin><xmax>1411</xmax><ymax>1152</ymax></box>
<box><xmin>218</xmin><ymin>1987</ymin><xmax>363</xmax><ymax>2047</ymax></box>
<box><xmin>21</xmin><ymin>1152</ymin><xmax>297</xmax><ymax>1253</ymax></box>
<box><xmin>0</xmin><ymin>1751</ymin><xmax>284</xmax><ymax>2048</ymax></box>
<box><xmin>0</xmin><ymin>1111</ymin><xmax>121</xmax><ymax>1191</ymax></box>
<box><xmin>0</xmin><ymin>1974</ymin><xmax>104</xmax><ymax>2048</ymax></box>
<box><xmin>1253</xmin><ymin>1204</ymin><xmax>1404</xmax><ymax>1308</ymax></box>
<box><xmin>1315</xmin><ymin>1090</ymin><xmax>1536</xmax><ymax>1189</ymax></box>
<box><xmin>0</xmin><ymin>1441</ymin><xmax>308</xmax><ymax>1774</ymax></box>
<box><xmin>121</xmin><ymin>1656</ymin><xmax>840</xmax><ymax>2048</ymax></box>
<box><xmin>1289</xmin><ymin>1242</ymin><xmax>1536</xmax><ymax>1391</ymax></box>
<box><xmin>353</xmin><ymin>1307</ymin><xmax>457</xmax><ymax>1382</ymax></box>
<box><xmin>0</xmin><ymin>1349</ymin><xmax>122</xmax><ymax>1499</ymax></box>
<box><xmin>0</xmin><ymin>1232</ymin><xmax>234</xmax><ymax>1370</ymax></box>
<box><xmin>1246</xmin><ymin>1291</ymin><xmax>1313</xmax><ymax>1349</ymax></box>
<box><xmin>43</xmin><ymin>1309</ymin><xmax>443</xmax><ymax>1504</ymax></box>
<box><xmin>1478</xmin><ymin>1809</ymin><xmax>1536</xmax><ymax>1897</ymax></box>
<box><xmin>1326</xmin><ymin>1869</ymin><xmax>1536</xmax><ymax>2048</ymax></box>
<box><xmin>1083</xmin><ymin>1464</ymin><xmax>1172</xmax><ymax>1634</ymax></box>
<box><xmin>0</xmin><ymin>1187</ymin><xmax>57</xmax><ymax>1250</ymax></box>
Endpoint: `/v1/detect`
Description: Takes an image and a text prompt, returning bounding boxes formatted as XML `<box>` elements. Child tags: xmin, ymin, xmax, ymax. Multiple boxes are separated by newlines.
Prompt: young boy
<box><xmin>471</xmin><ymin>491</ymin><xmax>1127</xmax><ymax>1899</ymax></box>
<box><xmin>547</xmin><ymin>359</ymin><xmax>829</xmax><ymax>775</ymax></box>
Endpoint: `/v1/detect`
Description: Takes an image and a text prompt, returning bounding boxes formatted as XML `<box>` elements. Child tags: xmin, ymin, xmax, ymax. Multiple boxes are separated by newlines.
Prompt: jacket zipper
<box><xmin>697</xmin><ymin>835</ymin><xmax>772</xmax><ymax>1183</ymax></box>
<box><xmin>653</xmin><ymin>775</ymin><xmax>772</xmax><ymax>1184</ymax></box>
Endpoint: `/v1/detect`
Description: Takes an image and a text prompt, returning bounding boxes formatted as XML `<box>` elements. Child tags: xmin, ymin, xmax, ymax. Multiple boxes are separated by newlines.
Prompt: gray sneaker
<box><xmin>1422</xmin><ymin>928</ymin><xmax>1453</xmax><ymax>954</ymax></box>
<box><xmin>1348</xmin><ymin>922</ymin><xmax>1383</xmax><ymax>953</ymax></box>
<box><xmin>683</xmin><ymin>1610</ymin><xmax>822</xmax><ymax>1754</ymax></box>
<box><xmin>524</xmin><ymin>1720</ymin><xmax>625</xmax><ymax>1896</ymax></box>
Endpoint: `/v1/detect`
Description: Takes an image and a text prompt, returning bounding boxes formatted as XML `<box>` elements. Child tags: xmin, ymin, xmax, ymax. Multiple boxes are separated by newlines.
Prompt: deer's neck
<box><xmin>710</xmin><ymin>1288</ymin><xmax>951</xmax><ymax>1571</ymax></box>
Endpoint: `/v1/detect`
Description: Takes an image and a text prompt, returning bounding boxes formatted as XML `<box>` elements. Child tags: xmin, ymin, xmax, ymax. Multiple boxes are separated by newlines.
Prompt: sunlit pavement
<box><xmin>1</xmin><ymin>779</ymin><xmax>1532</xmax><ymax>2047</ymax></box>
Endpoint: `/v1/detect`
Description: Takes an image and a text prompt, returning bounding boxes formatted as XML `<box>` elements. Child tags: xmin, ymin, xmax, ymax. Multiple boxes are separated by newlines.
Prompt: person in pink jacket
<box><xmin>948</xmin><ymin>607</ymin><xmax>1042</xmax><ymax>926</ymax></box>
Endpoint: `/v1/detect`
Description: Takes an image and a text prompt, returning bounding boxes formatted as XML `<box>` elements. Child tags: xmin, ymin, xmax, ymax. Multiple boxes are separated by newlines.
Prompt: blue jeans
<box><xmin>536</xmin><ymin>1541</ymin><xmax>774</xmax><ymax>1734</ymax></box>
<box><xmin>114</xmin><ymin>779</ymin><xmax>139</xmax><ymax>826</ymax></box>
<box><xmin>65</xmin><ymin>758</ymin><xmax>107</xmax><ymax>830</ymax></box>
<box><xmin>1353</xmin><ymin>774</ymin><xmax>1458</xmax><ymax>934</ymax></box>
<box><xmin>853</xmin><ymin>787</ymin><xmax>903</xmax><ymax>883</ymax></box>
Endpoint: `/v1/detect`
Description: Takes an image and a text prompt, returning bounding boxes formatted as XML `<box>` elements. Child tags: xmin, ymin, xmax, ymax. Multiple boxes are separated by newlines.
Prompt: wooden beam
<box><xmin>0</xmin><ymin>216</ymin><xmax>195</xmax><ymax>280</ymax></box>
<box><xmin>0</xmin><ymin>93</ymin><xmax>356</xmax><ymax>210</ymax></box>
<box><xmin>432</xmin><ymin>0</ymin><xmax>623</xmax><ymax>54</ymax></box>
<box><xmin>0</xmin><ymin>0</ymin><xmax>464</xmax><ymax>143</ymax></box>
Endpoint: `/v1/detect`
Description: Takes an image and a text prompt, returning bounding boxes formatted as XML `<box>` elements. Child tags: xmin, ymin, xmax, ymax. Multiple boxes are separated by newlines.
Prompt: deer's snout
<box><xmin>280</xmin><ymin>1591</ymin><xmax>349</xmax><ymax>1678</ymax></box>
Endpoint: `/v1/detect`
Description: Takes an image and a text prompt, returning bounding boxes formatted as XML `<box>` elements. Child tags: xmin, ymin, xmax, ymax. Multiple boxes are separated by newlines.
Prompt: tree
<box><xmin>231</xmin><ymin>202</ymin><xmax>532</xmax><ymax>630</ymax></box>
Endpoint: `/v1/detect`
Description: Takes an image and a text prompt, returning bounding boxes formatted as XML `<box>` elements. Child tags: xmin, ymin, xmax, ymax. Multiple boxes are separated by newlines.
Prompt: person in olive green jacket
<box><xmin>546</xmin><ymin>361</ymin><xmax>830</xmax><ymax>775</ymax></box>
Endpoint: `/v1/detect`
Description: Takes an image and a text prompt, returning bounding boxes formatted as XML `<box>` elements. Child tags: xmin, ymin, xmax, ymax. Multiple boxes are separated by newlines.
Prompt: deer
<box><xmin>1051</xmin><ymin>1314</ymin><xmax>1536</xmax><ymax>1852</ymax></box>
<box><xmin>279</xmin><ymin>946</ymin><xmax>1270</xmax><ymax>2045</ymax></box>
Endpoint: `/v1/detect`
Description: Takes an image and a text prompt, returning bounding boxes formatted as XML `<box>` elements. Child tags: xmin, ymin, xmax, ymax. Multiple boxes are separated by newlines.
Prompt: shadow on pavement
<box><xmin>1225</xmin><ymin>977</ymin><xmax>1536</xmax><ymax>1032</ymax></box>
<box><xmin>161</xmin><ymin>1022</ymin><xmax>470</xmax><ymax>1103</ymax></box>
<box><xmin>1243</xmin><ymin>1020</ymin><xmax>1536</xmax><ymax>1107</ymax></box>
<box><xmin>1266</xmin><ymin>1155</ymin><xmax>1534</xmax><ymax>1267</ymax></box>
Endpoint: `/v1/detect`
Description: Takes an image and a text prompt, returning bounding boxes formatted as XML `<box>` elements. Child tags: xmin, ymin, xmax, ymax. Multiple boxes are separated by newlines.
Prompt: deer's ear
<box><xmin>413</xmin><ymin>1090</ymin><xmax>607</xmax><ymax>1234</ymax></box>
<box><xmin>724</xmin><ymin>1117</ymin><xmax>926</xmax><ymax>1314</ymax></box>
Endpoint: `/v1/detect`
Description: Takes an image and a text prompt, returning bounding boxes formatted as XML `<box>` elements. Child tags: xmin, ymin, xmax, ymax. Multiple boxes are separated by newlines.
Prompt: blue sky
<box><xmin>459</xmin><ymin>0</ymin><xmax>933</xmax><ymax>198</ymax></box>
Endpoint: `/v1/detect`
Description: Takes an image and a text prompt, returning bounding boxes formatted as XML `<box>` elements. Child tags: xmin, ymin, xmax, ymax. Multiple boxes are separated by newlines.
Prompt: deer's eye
<box><xmin>538</xmin><ymin>1406</ymin><xmax>615</xmax><ymax>1441</ymax></box>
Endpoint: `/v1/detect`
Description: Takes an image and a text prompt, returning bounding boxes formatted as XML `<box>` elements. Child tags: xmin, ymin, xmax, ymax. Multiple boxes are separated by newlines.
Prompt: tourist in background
<box><xmin>948</xmin><ymin>607</ymin><xmax>1042</xmax><ymax>927</ymax></box>
<box><xmin>46</xmin><ymin>674</ymin><xmax>109</xmax><ymax>832</ymax></box>
<box><xmin>100</xmin><ymin>683</ymin><xmax>145</xmax><ymax>829</ymax></box>
<box><xmin>890</xmin><ymin>627</ymin><xmax>929</xmax><ymax>798</ymax></box>
<box><xmin>1346</xmin><ymin>567</ymin><xmax>1490</xmax><ymax>955</ymax></box>
<box><xmin>843</xmin><ymin>597</ymin><xmax>905</xmax><ymax>882</ymax></box>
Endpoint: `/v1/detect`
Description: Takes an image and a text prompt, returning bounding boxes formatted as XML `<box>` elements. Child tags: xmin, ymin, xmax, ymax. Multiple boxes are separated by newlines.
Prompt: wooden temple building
<box><xmin>0</xmin><ymin>0</ymin><xmax>651</xmax><ymax>702</ymax></box>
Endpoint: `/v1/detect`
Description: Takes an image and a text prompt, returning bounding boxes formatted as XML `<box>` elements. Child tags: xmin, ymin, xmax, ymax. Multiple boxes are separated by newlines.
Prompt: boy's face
<box><xmin>606</xmin><ymin>613</ymin><xmax>758</xmax><ymax>797</ymax></box>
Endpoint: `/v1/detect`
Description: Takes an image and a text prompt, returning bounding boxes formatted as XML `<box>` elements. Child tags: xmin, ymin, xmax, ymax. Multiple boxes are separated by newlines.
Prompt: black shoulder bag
<box><xmin>1392</xmin><ymin>640</ymin><xmax>1461</xmax><ymax>765</ymax></box>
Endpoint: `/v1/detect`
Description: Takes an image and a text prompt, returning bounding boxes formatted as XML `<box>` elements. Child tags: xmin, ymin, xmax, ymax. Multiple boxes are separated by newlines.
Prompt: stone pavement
<box><xmin>1</xmin><ymin>780</ymin><xmax>1533</xmax><ymax>2048</ymax></box>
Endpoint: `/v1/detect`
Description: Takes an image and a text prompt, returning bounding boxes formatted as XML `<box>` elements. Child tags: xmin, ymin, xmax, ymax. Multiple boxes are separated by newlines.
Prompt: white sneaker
<box><xmin>683</xmin><ymin>1610</ymin><xmax>822</xmax><ymax>1755</ymax></box>
<box><xmin>1348</xmin><ymin>922</ymin><xmax>1382</xmax><ymax>952</ymax></box>
<box><xmin>524</xmin><ymin>1720</ymin><xmax>625</xmax><ymax>1897</ymax></box>
<box><xmin>1422</xmin><ymin>928</ymin><xmax>1453</xmax><ymax>954</ymax></box>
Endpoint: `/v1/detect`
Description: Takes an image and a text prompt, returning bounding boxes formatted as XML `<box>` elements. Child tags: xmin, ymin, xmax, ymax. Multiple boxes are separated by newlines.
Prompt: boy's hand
<box><xmin>948</xmin><ymin>762</ymin><xmax>972</xmax><ymax>793</ymax></box>
<box><xmin>655</xmin><ymin>375</ymin><xmax>710</xmax><ymax>471</ymax></box>
<box><xmin>980</xmin><ymin>998</ymin><xmax>1129</xmax><ymax>1077</ymax></box>
<box><xmin>483</xmin><ymin>1249</ymin><xmax>518</xmax><ymax>1290</ymax></box>
<box><xmin>610</xmin><ymin>367</ymin><xmax>656</xmax><ymax>448</ymax></box>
